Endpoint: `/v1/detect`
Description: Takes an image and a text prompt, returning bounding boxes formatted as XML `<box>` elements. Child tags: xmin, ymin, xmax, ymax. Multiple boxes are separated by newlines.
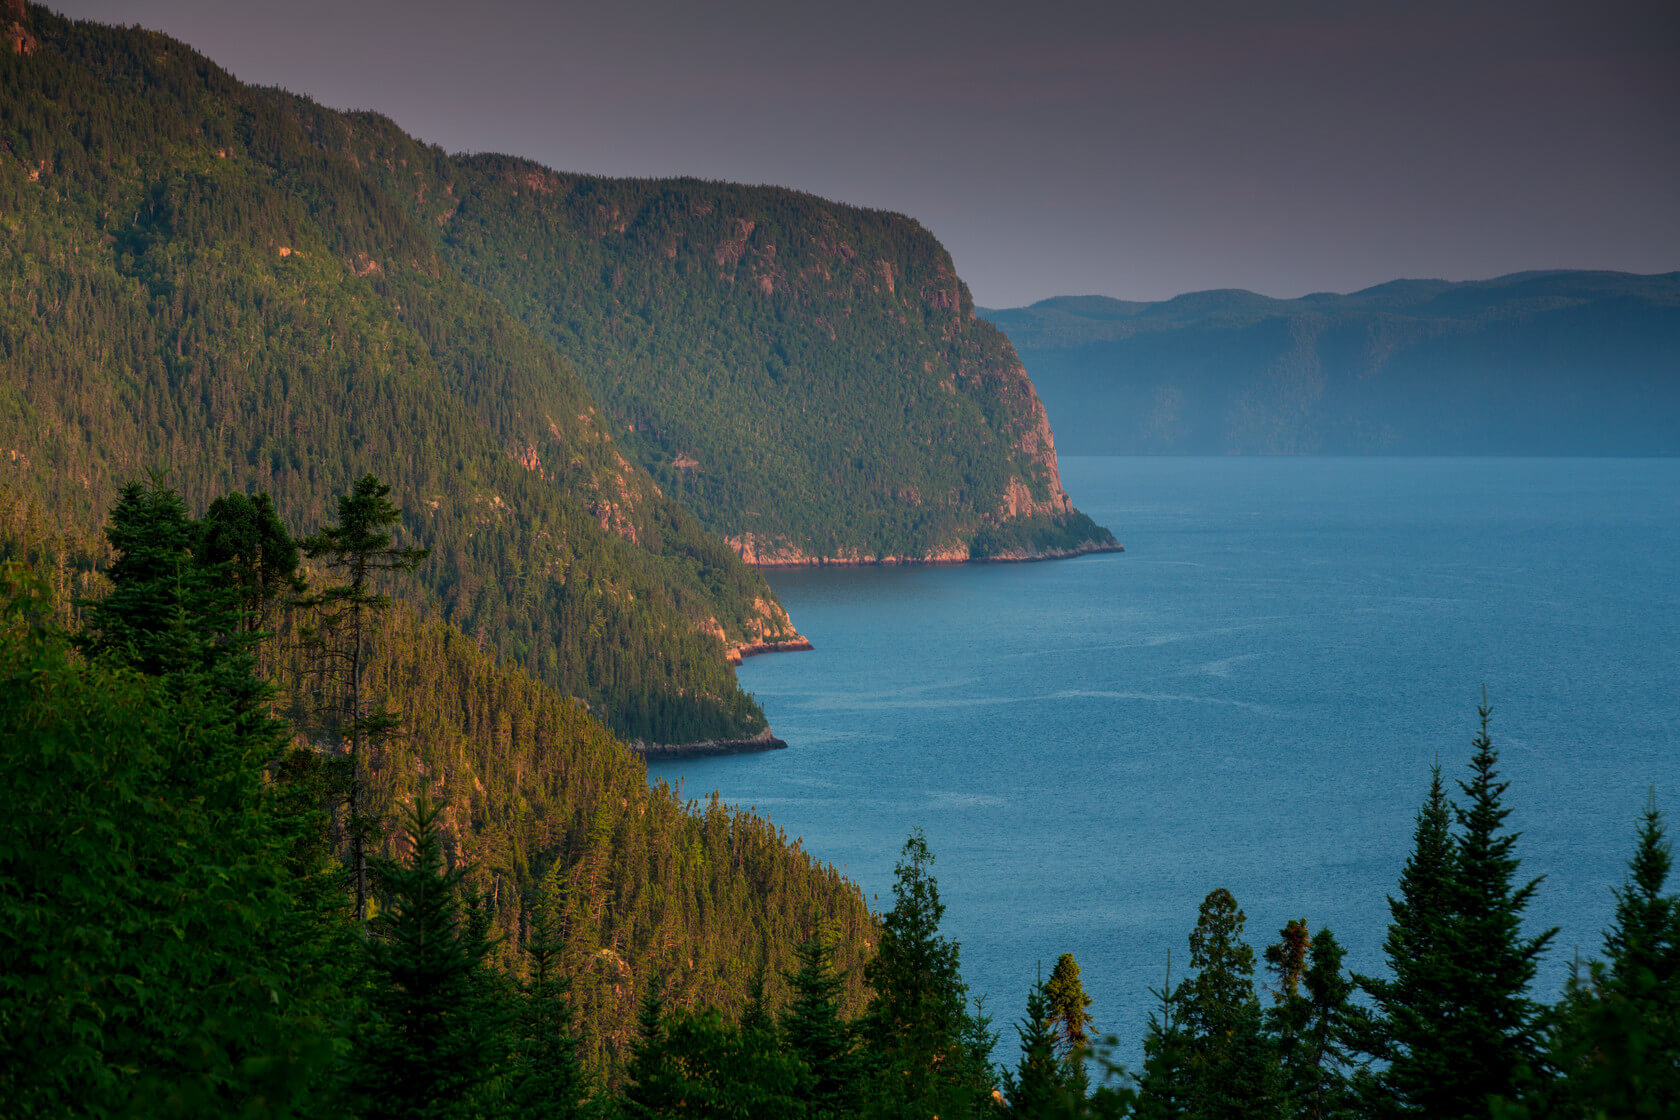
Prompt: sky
<box><xmin>43</xmin><ymin>0</ymin><xmax>1680</xmax><ymax>307</ymax></box>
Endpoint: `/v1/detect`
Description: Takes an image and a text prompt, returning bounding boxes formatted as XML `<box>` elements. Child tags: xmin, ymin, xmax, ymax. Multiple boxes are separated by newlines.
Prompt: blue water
<box><xmin>649</xmin><ymin>457</ymin><xmax>1680</xmax><ymax>1065</ymax></box>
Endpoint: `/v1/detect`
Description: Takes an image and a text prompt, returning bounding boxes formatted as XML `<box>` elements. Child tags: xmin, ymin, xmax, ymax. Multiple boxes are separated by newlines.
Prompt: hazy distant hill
<box><xmin>981</xmin><ymin>271</ymin><xmax>1680</xmax><ymax>455</ymax></box>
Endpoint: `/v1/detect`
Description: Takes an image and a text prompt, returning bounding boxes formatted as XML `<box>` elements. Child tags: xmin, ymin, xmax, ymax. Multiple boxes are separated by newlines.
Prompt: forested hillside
<box><xmin>983</xmin><ymin>271</ymin><xmax>1680</xmax><ymax>455</ymax></box>
<box><xmin>0</xmin><ymin>480</ymin><xmax>876</xmax><ymax>1078</ymax></box>
<box><xmin>0</xmin><ymin>2</ymin><xmax>812</xmax><ymax>742</ymax></box>
<box><xmin>274</xmin><ymin>105</ymin><xmax>1116</xmax><ymax>564</ymax></box>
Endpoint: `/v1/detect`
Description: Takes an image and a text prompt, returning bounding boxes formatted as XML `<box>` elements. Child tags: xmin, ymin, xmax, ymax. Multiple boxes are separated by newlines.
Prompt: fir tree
<box><xmin>1519</xmin><ymin>794</ymin><xmax>1680</xmax><ymax>1117</ymax></box>
<box><xmin>1355</xmin><ymin>762</ymin><xmax>1456</xmax><ymax>1116</ymax></box>
<box><xmin>1173</xmin><ymin>889</ymin><xmax>1285</xmax><ymax>1120</ymax></box>
<box><xmin>859</xmin><ymin>830</ymin><xmax>993</xmax><ymax>1119</ymax></box>
<box><xmin>1440</xmin><ymin>701</ymin><xmax>1556</xmax><ymax>1111</ymax></box>
<box><xmin>1005</xmin><ymin>977</ymin><xmax>1080</xmax><ymax>1119</ymax></box>
<box><xmin>509</xmin><ymin>904</ymin><xmax>587</xmax><ymax>1118</ymax></box>
<box><xmin>298</xmin><ymin>473</ymin><xmax>429</xmax><ymax>922</ymax></box>
<box><xmin>1133</xmin><ymin>953</ymin><xmax>1193</xmax><ymax>1120</ymax></box>
<box><xmin>345</xmin><ymin>796</ymin><xmax>512</xmax><ymax>1120</ymax></box>
<box><xmin>782</xmin><ymin>937</ymin><xmax>863</xmax><ymax>1118</ymax></box>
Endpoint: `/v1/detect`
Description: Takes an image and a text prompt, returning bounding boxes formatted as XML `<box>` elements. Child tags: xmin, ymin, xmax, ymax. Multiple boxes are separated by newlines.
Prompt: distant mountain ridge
<box><xmin>981</xmin><ymin>271</ymin><xmax>1680</xmax><ymax>455</ymax></box>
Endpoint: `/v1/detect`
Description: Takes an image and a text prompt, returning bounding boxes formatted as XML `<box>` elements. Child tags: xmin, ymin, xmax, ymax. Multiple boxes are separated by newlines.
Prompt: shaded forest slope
<box><xmin>983</xmin><ymin>271</ymin><xmax>1680</xmax><ymax>455</ymax></box>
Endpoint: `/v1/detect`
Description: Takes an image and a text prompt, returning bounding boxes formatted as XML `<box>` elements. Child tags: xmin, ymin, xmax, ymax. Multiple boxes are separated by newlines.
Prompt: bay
<box><xmin>648</xmin><ymin>456</ymin><xmax>1680</xmax><ymax>1065</ymax></box>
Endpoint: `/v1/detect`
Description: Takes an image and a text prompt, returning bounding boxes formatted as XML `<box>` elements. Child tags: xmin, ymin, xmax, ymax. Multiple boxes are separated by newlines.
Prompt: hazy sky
<box><xmin>45</xmin><ymin>0</ymin><xmax>1680</xmax><ymax>306</ymax></box>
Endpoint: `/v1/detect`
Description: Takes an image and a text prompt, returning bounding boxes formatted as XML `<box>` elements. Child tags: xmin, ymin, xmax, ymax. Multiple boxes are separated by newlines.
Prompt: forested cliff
<box><xmin>0</xmin><ymin>3</ymin><xmax>803</xmax><ymax>743</ymax></box>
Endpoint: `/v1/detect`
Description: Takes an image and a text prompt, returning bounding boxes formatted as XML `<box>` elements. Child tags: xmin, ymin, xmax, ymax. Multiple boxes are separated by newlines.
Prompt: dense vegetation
<box><xmin>982</xmin><ymin>272</ymin><xmax>1680</xmax><ymax>456</ymax></box>
<box><xmin>5</xmin><ymin>477</ymin><xmax>1675</xmax><ymax>1117</ymax></box>
<box><xmin>0</xmin><ymin>1</ymin><xmax>814</xmax><ymax>742</ymax></box>
<box><xmin>1</xmin><ymin>475</ymin><xmax>877</xmax><ymax>1103</ymax></box>
<box><xmin>267</xmin><ymin>101</ymin><xmax>1114</xmax><ymax>563</ymax></box>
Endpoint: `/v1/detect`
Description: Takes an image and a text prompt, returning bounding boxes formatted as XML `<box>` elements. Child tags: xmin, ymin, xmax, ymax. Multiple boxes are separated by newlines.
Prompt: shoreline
<box><xmin>629</xmin><ymin>726</ymin><xmax>789</xmax><ymax>761</ymax></box>
<box><xmin>725</xmin><ymin>637</ymin><xmax>815</xmax><ymax>665</ymax></box>
<box><xmin>743</xmin><ymin>539</ymin><xmax>1124</xmax><ymax>570</ymax></box>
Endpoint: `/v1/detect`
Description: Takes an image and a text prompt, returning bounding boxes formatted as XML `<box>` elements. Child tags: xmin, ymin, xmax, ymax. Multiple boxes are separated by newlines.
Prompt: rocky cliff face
<box><xmin>275</xmin><ymin>117</ymin><xmax>1119</xmax><ymax>566</ymax></box>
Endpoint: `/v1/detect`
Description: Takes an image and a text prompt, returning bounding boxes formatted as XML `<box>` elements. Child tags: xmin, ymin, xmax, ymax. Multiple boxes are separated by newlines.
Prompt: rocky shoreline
<box><xmin>725</xmin><ymin>637</ymin><xmax>815</xmax><ymax>665</ymax></box>
<box><xmin>628</xmin><ymin>726</ymin><xmax>789</xmax><ymax>761</ymax></box>
<box><xmin>741</xmin><ymin>538</ymin><xmax>1124</xmax><ymax>569</ymax></box>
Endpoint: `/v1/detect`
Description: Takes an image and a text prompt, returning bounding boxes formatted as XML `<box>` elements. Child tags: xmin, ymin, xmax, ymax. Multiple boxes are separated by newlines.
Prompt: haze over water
<box><xmin>649</xmin><ymin>456</ymin><xmax>1680</xmax><ymax>1064</ymax></box>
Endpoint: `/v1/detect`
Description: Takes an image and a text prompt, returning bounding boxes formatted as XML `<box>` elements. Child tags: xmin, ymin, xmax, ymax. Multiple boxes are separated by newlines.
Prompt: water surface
<box><xmin>650</xmin><ymin>457</ymin><xmax>1680</xmax><ymax>1064</ymax></box>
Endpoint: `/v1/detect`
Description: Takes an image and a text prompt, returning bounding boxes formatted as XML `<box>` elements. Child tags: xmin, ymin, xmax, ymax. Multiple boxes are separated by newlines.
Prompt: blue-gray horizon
<box><xmin>43</xmin><ymin>0</ymin><xmax>1680</xmax><ymax>307</ymax></box>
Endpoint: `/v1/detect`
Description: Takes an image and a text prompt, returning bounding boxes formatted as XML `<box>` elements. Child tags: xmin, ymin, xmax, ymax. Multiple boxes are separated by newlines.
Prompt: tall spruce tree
<box><xmin>1134</xmin><ymin>953</ymin><xmax>1193</xmax><ymax>1119</ymax></box>
<box><xmin>298</xmin><ymin>474</ymin><xmax>429</xmax><ymax>922</ymax></box>
<box><xmin>782</xmin><ymin>937</ymin><xmax>863</xmax><ymax>1118</ymax></box>
<box><xmin>859</xmin><ymin>830</ymin><xmax>994</xmax><ymax>1119</ymax></box>
<box><xmin>1005</xmin><ymin>977</ymin><xmax>1082</xmax><ymax>1119</ymax></box>
<box><xmin>1440</xmin><ymin>702</ymin><xmax>1556</xmax><ymax>1111</ymax></box>
<box><xmin>1355</xmin><ymin>762</ymin><xmax>1457</xmax><ymax>1116</ymax></box>
<box><xmin>1517</xmin><ymin>795</ymin><xmax>1680</xmax><ymax>1117</ymax></box>
<box><xmin>345</xmin><ymin>795</ymin><xmax>512</xmax><ymax>1119</ymax></box>
<box><xmin>509</xmin><ymin>904</ymin><xmax>587</xmax><ymax>1118</ymax></box>
<box><xmin>1173</xmin><ymin>889</ymin><xmax>1285</xmax><ymax>1120</ymax></box>
<box><xmin>1267</xmin><ymin>925</ymin><xmax>1359</xmax><ymax>1120</ymax></box>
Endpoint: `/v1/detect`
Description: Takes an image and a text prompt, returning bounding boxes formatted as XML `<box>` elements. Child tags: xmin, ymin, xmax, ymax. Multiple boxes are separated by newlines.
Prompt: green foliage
<box><xmin>0</xmin><ymin>564</ymin><xmax>354</xmax><ymax>1116</ymax></box>
<box><xmin>301</xmin><ymin>126</ymin><xmax>1115</xmax><ymax>562</ymax></box>
<box><xmin>345</xmin><ymin>796</ymin><xmax>515</xmax><ymax>1119</ymax></box>
<box><xmin>0</xmin><ymin>6</ymin><xmax>796</xmax><ymax>742</ymax></box>
<box><xmin>1005</xmin><ymin>978</ymin><xmax>1084</xmax><ymax>1119</ymax></box>
<box><xmin>1266</xmin><ymin>925</ymin><xmax>1359</xmax><ymax>1120</ymax></box>
<box><xmin>782</xmin><ymin>938</ymin><xmax>865</xmax><ymax>1118</ymax></box>
<box><xmin>859</xmin><ymin>830</ymin><xmax>997</xmax><ymax>1119</ymax></box>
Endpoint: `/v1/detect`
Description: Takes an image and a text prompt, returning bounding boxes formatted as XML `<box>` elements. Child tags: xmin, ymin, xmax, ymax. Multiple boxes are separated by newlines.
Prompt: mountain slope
<box><xmin>982</xmin><ymin>271</ymin><xmax>1680</xmax><ymax>455</ymax></box>
<box><xmin>273</xmin><ymin>107</ymin><xmax>1117</xmax><ymax>563</ymax></box>
<box><xmin>0</xmin><ymin>3</ymin><xmax>799</xmax><ymax>742</ymax></box>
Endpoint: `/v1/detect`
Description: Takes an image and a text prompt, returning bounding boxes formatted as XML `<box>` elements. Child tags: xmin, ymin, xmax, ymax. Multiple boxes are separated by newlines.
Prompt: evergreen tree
<box><xmin>782</xmin><ymin>937</ymin><xmax>863</xmax><ymax>1118</ymax></box>
<box><xmin>1045</xmin><ymin>952</ymin><xmax>1096</xmax><ymax>1097</ymax></box>
<box><xmin>298</xmin><ymin>473</ymin><xmax>430</xmax><ymax>922</ymax></box>
<box><xmin>2</xmin><ymin>525</ymin><xmax>349</xmax><ymax>1114</ymax></box>
<box><xmin>1267</xmin><ymin>925</ymin><xmax>1359</xmax><ymax>1120</ymax></box>
<box><xmin>1172</xmin><ymin>889</ymin><xmax>1285</xmax><ymax>1120</ymax></box>
<box><xmin>1133</xmin><ymin>954</ymin><xmax>1192</xmax><ymax>1120</ymax></box>
<box><xmin>859</xmin><ymin>830</ymin><xmax>994</xmax><ymax>1119</ymax></box>
<box><xmin>1355</xmin><ymin>762</ymin><xmax>1456</xmax><ymax>1116</ymax></box>
<box><xmin>1518</xmin><ymin>794</ymin><xmax>1680</xmax><ymax>1117</ymax></box>
<box><xmin>345</xmin><ymin>795</ymin><xmax>513</xmax><ymax>1119</ymax></box>
<box><xmin>509</xmin><ymin>903</ymin><xmax>587</xmax><ymax>1118</ymax></box>
<box><xmin>197</xmin><ymin>490</ymin><xmax>302</xmax><ymax>641</ymax></box>
<box><xmin>1005</xmin><ymin>977</ymin><xmax>1080</xmax><ymax>1119</ymax></box>
<box><xmin>1439</xmin><ymin>702</ymin><xmax>1556</xmax><ymax>1112</ymax></box>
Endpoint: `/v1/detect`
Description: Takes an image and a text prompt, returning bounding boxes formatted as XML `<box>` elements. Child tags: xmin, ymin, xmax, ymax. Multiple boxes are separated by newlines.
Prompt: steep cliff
<box><xmin>278</xmin><ymin>113</ymin><xmax>1119</xmax><ymax>563</ymax></box>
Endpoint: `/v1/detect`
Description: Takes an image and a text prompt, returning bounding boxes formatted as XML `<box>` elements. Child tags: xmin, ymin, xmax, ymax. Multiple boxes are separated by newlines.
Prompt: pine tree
<box><xmin>1173</xmin><ymin>889</ymin><xmax>1284</xmax><ymax>1120</ymax></box>
<box><xmin>1134</xmin><ymin>953</ymin><xmax>1193</xmax><ymax>1120</ymax></box>
<box><xmin>859</xmin><ymin>830</ymin><xmax>993</xmax><ymax>1119</ymax></box>
<box><xmin>1045</xmin><ymin>952</ymin><xmax>1096</xmax><ymax>1098</ymax></box>
<box><xmin>298</xmin><ymin>473</ymin><xmax>429</xmax><ymax>922</ymax></box>
<box><xmin>1355</xmin><ymin>762</ymin><xmax>1456</xmax><ymax>1116</ymax></box>
<box><xmin>196</xmin><ymin>490</ymin><xmax>302</xmax><ymax>639</ymax></box>
<box><xmin>1520</xmin><ymin>794</ymin><xmax>1680</xmax><ymax>1117</ymax></box>
<box><xmin>509</xmin><ymin>904</ymin><xmax>587</xmax><ymax>1118</ymax></box>
<box><xmin>1006</xmin><ymin>978</ymin><xmax>1080</xmax><ymax>1119</ymax></box>
<box><xmin>1439</xmin><ymin>701</ymin><xmax>1556</xmax><ymax>1111</ymax></box>
<box><xmin>1268</xmin><ymin>925</ymin><xmax>1358</xmax><ymax>1120</ymax></box>
<box><xmin>782</xmin><ymin>937</ymin><xmax>863</xmax><ymax>1117</ymax></box>
<box><xmin>345</xmin><ymin>795</ymin><xmax>512</xmax><ymax>1119</ymax></box>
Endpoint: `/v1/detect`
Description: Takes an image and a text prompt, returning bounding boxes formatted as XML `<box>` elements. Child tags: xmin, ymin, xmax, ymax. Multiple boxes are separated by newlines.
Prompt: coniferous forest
<box><xmin>2</xmin><ymin>2</ymin><xmax>1677</xmax><ymax>1117</ymax></box>
<box><xmin>4</xmin><ymin>474</ymin><xmax>1677</xmax><ymax>1118</ymax></box>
